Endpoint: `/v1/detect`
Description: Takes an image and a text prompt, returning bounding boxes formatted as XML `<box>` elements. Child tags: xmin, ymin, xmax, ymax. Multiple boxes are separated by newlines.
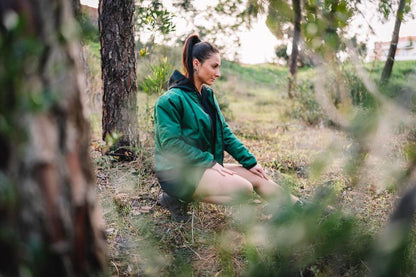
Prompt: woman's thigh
<box><xmin>193</xmin><ymin>166</ymin><xmax>253</xmax><ymax>199</ymax></box>
<box><xmin>224</xmin><ymin>163</ymin><xmax>264</xmax><ymax>186</ymax></box>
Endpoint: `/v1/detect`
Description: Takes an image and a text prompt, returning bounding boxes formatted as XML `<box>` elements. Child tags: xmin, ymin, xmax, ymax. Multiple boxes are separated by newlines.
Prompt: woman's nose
<box><xmin>215</xmin><ymin>69</ymin><xmax>221</xmax><ymax>77</ymax></box>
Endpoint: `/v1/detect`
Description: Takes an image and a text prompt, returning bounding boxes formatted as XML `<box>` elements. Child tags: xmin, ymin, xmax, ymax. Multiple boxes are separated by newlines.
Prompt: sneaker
<box><xmin>157</xmin><ymin>192</ymin><xmax>190</xmax><ymax>222</ymax></box>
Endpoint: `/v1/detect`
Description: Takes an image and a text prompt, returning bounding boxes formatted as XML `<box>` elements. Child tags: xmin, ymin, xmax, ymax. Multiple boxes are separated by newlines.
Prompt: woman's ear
<box><xmin>193</xmin><ymin>58</ymin><xmax>200</xmax><ymax>68</ymax></box>
<box><xmin>193</xmin><ymin>58</ymin><xmax>200</xmax><ymax>73</ymax></box>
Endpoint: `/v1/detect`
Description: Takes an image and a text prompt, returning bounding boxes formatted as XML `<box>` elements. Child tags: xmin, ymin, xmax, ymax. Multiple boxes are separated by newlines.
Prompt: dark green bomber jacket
<box><xmin>154</xmin><ymin>70</ymin><xmax>257</xmax><ymax>173</ymax></box>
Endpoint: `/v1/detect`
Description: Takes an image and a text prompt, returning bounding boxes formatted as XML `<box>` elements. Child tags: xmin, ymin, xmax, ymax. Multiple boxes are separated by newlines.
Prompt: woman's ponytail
<box><xmin>182</xmin><ymin>33</ymin><xmax>201</xmax><ymax>84</ymax></box>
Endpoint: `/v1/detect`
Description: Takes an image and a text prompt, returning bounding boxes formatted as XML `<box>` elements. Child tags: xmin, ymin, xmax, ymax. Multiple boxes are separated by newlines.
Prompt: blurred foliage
<box><xmin>79</xmin><ymin>13</ymin><xmax>99</xmax><ymax>43</ymax></box>
<box><xmin>0</xmin><ymin>11</ymin><xmax>47</xmax><ymax>143</ymax></box>
<box><xmin>265</xmin><ymin>0</ymin><xmax>294</xmax><ymax>38</ymax></box>
<box><xmin>378</xmin><ymin>0</ymin><xmax>413</xmax><ymax>20</ymax></box>
<box><xmin>243</xmin><ymin>194</ymin><xmax>373</xmax><ymax>276</ymax></box>
<box><xmin>293</xmin><ymin>60</ymin><xmax>416</xmax><ymax>126</ymax></box>
<box><xmin>302</xmin><ymin>0</ymin><xmax>354</xmax><ymax>57</ymax></box>
<box><xmin>135</xmin><ymin>0</ymin><xmax>175</xmax><ymax>37</ymax></box>
<box><xmin>345</xmin><ymin>36</ymin><xmax>368</xmax><ymax>59</ymax></box>
<box><xmin>134</xmin><ymin>0</ymin><xmax>176</xmax><ymax>63</ymax></box>
<box><xmin>245</xmin><ymin>0</ymin><xmax>359</xmax><ymax>62</ymax></box>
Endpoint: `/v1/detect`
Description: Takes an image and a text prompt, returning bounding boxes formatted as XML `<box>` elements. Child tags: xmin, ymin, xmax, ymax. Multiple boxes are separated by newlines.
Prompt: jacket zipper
<box><xmin>196</xmin><ymin>90</ymin><xmax>216</xmax><ymax>157</ymax></box>
<box><xmin>216</xmin><ymin>105</ymin><xmax>225</xmax><ymax>163</ymax></box>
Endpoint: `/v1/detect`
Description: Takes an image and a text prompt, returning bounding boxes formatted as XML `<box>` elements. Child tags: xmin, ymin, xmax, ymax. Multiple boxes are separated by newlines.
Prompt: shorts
<box><xmin>156</xmin><ymin>166</ymin><xmax>207</xmax><ymax>203</ymax></box>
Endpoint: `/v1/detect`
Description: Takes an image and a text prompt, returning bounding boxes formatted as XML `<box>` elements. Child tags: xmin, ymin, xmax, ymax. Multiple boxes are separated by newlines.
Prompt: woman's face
<box><xmin>194</xmin><ymin>53</ymin><xmax>221</xmax><ymax>86</ymax></box>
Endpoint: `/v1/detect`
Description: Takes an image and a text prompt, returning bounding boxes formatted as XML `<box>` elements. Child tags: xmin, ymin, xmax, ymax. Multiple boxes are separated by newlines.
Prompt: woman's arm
<box><xmin>212</xmin><ymin>94</ymin><xmax>257</xmax><ymax>169</ymax></box>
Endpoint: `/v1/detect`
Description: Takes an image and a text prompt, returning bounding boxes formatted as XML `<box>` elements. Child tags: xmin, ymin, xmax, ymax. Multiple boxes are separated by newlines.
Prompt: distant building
<box><xmin>373</xmin><ymin>36</ymin><xmax>416</xmax><ymax>61</ymax></box>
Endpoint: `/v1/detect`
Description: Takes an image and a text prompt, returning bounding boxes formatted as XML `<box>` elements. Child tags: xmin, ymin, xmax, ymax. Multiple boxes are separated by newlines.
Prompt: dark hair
<box><xmin>182</xmin><ymin>33</ymin><xmax>219</xmax><ymax>85</ymax></box>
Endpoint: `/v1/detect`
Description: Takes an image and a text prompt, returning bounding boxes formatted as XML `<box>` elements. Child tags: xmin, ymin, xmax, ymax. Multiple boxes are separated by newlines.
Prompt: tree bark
<box><xmin>288</xmin><ymin>0</ymin><xmax>301</xmax><ymax>98</ymax></box>
<box><xmin>0</xmin><ymin>0</ymin><xmax>106</xmax><ymax>276</ymax></box>
<box><xmin>380</xmin><ymin>0</ymin><xmax>406</xmax><ymax>83</ymax></box>
<box><xmin>99</xmin><ymin>0</ymin><xmax>139</xmax><ymax>152</ymax></box>
<box><xmin>72</xmin><ymin>0</ymin><xmax>81</xmax><ymax>19</ymax></box>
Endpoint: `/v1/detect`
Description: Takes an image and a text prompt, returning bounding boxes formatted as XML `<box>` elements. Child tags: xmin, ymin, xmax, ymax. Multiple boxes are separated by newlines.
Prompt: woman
<box><xmin>154</xmin><ymin>34</ymin><xmax>299</xmax><ymax>221</ymax></box>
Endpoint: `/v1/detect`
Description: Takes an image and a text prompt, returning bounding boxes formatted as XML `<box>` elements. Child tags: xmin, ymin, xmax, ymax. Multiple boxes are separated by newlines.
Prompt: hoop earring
<box><xmin>193</xmin><ymin>67</ymin><xmax>198</xmax><ymax>73</ymax></box>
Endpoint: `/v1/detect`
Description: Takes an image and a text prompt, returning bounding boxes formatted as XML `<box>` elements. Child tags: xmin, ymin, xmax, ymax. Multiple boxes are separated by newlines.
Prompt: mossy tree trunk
<box><xmin>0</xmin><ymin>0</ymin><xmax>106</xmax><ymax>276</ymax></box>
<box><xmin>99</xmin><ymin>0</ymin><xmax>139</xmax><ymax>154</ymax></box>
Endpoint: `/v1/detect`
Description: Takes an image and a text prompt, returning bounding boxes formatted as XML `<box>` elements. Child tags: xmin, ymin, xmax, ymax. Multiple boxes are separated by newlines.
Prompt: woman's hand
<box><xmin>249</xmin><ymin>164</ymin><xmax>270</xmax><ymax>180</ymax></box>
<box><xmin>212</xmin><ymin>162</ymin><xmax>236</xmax><ymax>176</ymax></box>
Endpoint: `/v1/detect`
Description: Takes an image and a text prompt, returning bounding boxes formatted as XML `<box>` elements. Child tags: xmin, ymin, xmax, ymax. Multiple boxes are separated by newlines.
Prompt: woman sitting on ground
<box><xmin>154</xmin><ymin>33</ymin><xmax>300</xmax><ymax>222</ymax></box>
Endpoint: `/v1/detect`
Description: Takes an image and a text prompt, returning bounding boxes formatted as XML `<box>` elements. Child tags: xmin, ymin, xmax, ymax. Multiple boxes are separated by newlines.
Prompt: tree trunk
<box><xmin>0</xmin><ymin>0</ymin><xmax>106</xmax><ymax>276</ymax></box>
<box><xmin>288</xmin><ymin>0</ymin><xmax>301</xmax><ymax>98</ymax></box>
<box><xmin>72</xmin><ymin>0</ymin><xmax>81</xmax><ymax>19</ymax></box>
<box><xmin>72</xmin><ymin>0</ymin><xmax>94</xmax><ymax>121</ymax></box>
<box><xmin>99</xmin><ymin>0</ymin><xmax>139</xmax><ymax>153</ymax></box>
<box><xmin>380</xmin><ymin>0</ymin><xmax>406</xmax><ymax>83</ymax></box>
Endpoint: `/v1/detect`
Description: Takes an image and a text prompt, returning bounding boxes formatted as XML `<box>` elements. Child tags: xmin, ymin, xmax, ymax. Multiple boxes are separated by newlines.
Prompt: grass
<box><xmin>220</xmin><ymin>60</ymin><xmax>288</xmax><ymax>89</ymax></box>
<box><xmin>86</xmin><ymin>42</ymin><xmax>416</xmax><ymax>276</ymax></box>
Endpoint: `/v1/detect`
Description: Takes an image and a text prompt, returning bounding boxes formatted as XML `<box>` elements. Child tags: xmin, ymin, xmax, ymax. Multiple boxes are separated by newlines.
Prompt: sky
<box><xmin>81</xmin><ymin>0</ymin><xmax>416</xmax><ymax>64</ymax></box>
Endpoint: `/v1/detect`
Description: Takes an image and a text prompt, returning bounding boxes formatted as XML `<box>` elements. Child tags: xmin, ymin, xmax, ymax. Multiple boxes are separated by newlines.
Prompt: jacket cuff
<box><xmin>244</xmin><ymin>162</ymin><xmax>257</xmax><ymax>170</ymax></box>
<box><xmin>208</xmin><ymin>160</ymin><xmax>217</xmax><ymax>168</ymax></box>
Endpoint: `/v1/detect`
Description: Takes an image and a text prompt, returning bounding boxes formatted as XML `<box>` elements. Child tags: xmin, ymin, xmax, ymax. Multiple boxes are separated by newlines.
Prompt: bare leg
<box><xmin>199</xmin><ymin>196</ymin><xmax>232</xmax><ymax>204</ymax></box>
<box><xmin>224</xmin><ymin>163</ymin><xmax>299</xmax><ymax>203</ymax></box>
<box><xmin>193</xmin><ymin>167</ymin><xmax>254</xmax><ymax>204</ymax></box>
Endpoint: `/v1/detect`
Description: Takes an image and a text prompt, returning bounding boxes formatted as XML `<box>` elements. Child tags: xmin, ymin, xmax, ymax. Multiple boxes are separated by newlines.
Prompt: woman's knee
<box><xmin>213</xmin><ymin>173</ymin><xmax>253</xmax><ymax>196</ymax></box>
<box><xmin>233</xmin><ymin>176</ymin><xmax>254</xmax><ymax>196</ymax></box>
<box><xmin>198</xmin><ymin>169</ymin><xmax>253</xmax><ymax>196</ymax></box>
<box><xmin>244</xmin><ymin>178</ymin><xmax>254</xmax><ymax>192</ymax></box>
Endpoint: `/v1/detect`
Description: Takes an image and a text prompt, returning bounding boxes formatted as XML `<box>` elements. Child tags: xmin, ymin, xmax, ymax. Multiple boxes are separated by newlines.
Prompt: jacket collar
<box><xmin>168</xmin><ymin>70</ymin><xmax>196</xmax><ymax>92</ymax></box>
<box><xmin>168</xmin><ymin>70</ymin><xmax>212</xmax><ymax>96</ymax></box>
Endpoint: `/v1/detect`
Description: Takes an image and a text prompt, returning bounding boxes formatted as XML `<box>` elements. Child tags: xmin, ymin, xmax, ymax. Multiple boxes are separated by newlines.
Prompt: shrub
<box><xmin>292</xmin><ymin>79</ymin><xmax>328</xmax><ymax>125</ymax></box>
<box><xmin>293</xmin><ymin>61</ymin><xmax>416</xmax><ymax>126</ymax></box>
<box><xmin>139</xmin><ymin>56</ymin><xmax>173</xmax><ymax>97</ymax></box>
<box><xmin>341</xmin><ymin>68</ymin><xmax>375</xmax><ymax>108</ymax></box>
